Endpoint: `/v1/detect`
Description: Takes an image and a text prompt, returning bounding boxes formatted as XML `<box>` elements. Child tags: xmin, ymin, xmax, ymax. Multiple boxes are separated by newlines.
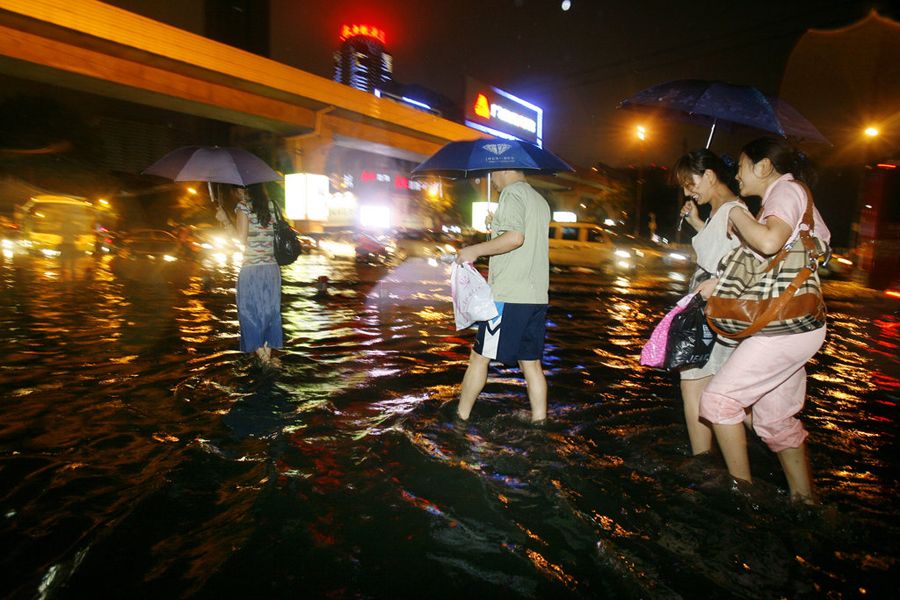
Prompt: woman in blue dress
<box><xmin>217</xmin><ymin>184</ymin><xmax>283</xmax><ymax>366</ymax></box>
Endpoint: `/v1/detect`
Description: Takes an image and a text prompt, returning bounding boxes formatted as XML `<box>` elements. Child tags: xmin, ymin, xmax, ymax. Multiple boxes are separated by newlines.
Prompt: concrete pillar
<box><xmin>281</xmin><ymin>130</ymin><xmax>335</xmax><ymax>233</ymax></box>
<box><xmin>284</xmin><ymin>129</ymin><xmax>334</xmax><ymax>175</ymax></box>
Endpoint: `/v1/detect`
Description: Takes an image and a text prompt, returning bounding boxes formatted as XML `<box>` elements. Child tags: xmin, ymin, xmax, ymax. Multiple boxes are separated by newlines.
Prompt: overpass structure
<box><xmin>0</xmin><ymin>0</ymin><xmax>623</xmax><ymax>230</ymax></box>
<box><xmin>0</xmin><ymin>0</ymin><xmax>481</xmax><ymax>174</ymax></box>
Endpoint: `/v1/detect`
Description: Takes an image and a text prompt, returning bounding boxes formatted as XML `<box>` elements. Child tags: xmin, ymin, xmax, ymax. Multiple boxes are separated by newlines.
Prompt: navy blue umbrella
<box><xmin>411</xmin><ymin>138</ymin><xmax>574</xmax><ymax>178</ymax></box>
<box><xmin>618</xmin><ymin>79</ymin><xmax>829</xmax><ymax>147</ymax></box>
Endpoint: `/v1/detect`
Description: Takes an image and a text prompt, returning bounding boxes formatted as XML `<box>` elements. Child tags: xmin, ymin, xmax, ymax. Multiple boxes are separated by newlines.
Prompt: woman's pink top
<box><xmin>759</xmin><ymin>174</ymin><xmax>830</xmax><ymax>245</ymax></box>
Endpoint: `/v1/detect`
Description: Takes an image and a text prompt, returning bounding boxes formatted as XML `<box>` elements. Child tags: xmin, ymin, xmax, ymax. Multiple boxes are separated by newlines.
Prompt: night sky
<box><xmin>269</xmin><ymin>0</ymin><xmax>899</xmax><ymax>167</ymax></box>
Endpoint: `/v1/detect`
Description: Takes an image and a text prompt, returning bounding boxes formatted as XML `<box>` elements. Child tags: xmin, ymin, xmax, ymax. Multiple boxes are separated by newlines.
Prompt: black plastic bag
<box><xmin>665</xmin><ymin>294</ymin><xmax>716</xmax><ymax>371</ymax></box>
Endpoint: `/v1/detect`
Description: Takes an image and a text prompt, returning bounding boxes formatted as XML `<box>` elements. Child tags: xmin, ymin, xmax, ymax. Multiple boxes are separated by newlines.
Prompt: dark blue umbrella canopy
<box><xmin>618</xmin><ymin>79</ymin><xmax>829</xmax><ymax>145</ymax></box>
<box><xmin>143</xmin><ymin>146</ymin><xmax>280</xmax><ymax>186</ymax></box>
<box><xmin>411</xmin><ymin>138</ymin><xmax>574</xmax><ymax>178</ymax></box>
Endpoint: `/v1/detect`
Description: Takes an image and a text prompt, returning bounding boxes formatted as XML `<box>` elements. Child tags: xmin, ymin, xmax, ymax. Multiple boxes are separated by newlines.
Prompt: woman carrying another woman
<box><xmin>698</xmin><ymin>137</ymin><xmax>830</xmax><ymax>503</ymax></box>
<box><xmin>216</xmin><ymin>184</ymin><xmax>284</xmax><ymax>367</ymax></box>
<box><xmin>672</xmin><ymin>150</ymin><xmax>744</xmax><ymax>456</ymax></box>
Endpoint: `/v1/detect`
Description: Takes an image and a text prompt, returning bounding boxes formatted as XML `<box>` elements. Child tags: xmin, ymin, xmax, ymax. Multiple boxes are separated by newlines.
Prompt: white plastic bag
<box><xmin>451</xmin><ymin>262</ymin><xmax>499</xmax><ymax>330</ymax></box>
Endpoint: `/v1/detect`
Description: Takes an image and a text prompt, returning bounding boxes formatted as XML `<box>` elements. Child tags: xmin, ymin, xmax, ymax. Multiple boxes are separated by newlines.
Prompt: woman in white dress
<box><xmin>671</xmin><ymin>150</ymin><xmax>744</xmax><ymax>455</ymax></box>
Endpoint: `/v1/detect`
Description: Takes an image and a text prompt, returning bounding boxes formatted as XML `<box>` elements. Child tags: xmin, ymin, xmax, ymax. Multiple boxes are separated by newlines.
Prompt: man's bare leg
<box><xmin>457</xmin><ymin>350</ymin><xmax>491</xmax><ymax>420</ymax></box>
<box><xmin>518</xmin><ymin>359</ymin><xmax>547</xmax><ymax>422</ymax></box>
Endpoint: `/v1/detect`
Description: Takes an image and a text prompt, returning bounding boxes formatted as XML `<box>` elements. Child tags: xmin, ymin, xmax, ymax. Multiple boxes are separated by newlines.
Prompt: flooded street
<box><xmin>1</xmin><ymin>253</ymin><xmax>897</xmax><ymax>599</ymax></box>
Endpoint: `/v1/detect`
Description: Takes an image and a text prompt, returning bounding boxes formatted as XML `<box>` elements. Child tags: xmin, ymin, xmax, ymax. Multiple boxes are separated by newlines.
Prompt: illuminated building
<box><xmin>333</xmin><ymin>23</ymin><xmax>393</xmax><ymax>93</ymax></box>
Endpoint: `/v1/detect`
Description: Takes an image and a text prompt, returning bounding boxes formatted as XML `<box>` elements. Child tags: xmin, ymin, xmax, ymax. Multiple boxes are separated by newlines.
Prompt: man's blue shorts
<box><xmin>474</xmin><ymin>302</ymin><xmax>548</xmax><ymax>366</ymax></box>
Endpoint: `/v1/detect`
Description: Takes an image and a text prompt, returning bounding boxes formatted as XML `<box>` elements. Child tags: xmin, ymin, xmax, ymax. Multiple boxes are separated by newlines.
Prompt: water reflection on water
<box><xmin>0</xmin><ymin>253</ymin><xmax>897</xmax><ymax>598</ymax></box>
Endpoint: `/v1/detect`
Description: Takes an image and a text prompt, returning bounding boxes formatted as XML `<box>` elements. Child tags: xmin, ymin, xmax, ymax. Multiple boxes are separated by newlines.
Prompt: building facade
<box><xmin>332</xmin><ymin>24</ymin><xmax>392</xmax><ymax>93</ymax></box>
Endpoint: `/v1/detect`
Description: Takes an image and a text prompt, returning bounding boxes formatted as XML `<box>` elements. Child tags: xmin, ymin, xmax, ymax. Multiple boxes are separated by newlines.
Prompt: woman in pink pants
<box><xmin>696</xmin><ymin>137</ymin><xmax>830</xmax><ymax>504</ymax></box>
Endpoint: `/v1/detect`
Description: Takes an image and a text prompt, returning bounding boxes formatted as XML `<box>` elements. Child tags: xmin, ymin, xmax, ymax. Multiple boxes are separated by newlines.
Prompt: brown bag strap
<box><xmin>795</xmin><ymin>181</ymin><xmax>827</xmax><ymax>256</ymax></box>
<box><xmin>707</xmin><ymin>266</ymin><xmax>813</xmax><ymax>339</ymax></box>
<box><xmin>708</xmin><ymin>181</ymin><xmax>821</xmax><ymax>339</ymax></box>
<box><xmin>762</xmin><ymin>182</ymin><xmax>819</xmax><ymax>272</ymax></box>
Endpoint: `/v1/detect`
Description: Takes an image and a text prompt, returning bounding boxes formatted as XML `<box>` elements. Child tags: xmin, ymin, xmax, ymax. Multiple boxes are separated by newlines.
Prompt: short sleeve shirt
<box><xmin>691</xmin><ymin>200</ymin><xmax>743</xmax><ymax>274</ymax></box>
<box><xmin>236</xmin><ymin>200</ymin><xmax>276</xmax><ymax>266</ymax></box>
<box><xmin>487</xmin><ymin>180</ymin><xmax>551</xmax><ymax>304</ymax></box>
<box><xmin>759</xmin><ymin>174</ymin><xmax>831</xmax><ymax>245</ymax></box>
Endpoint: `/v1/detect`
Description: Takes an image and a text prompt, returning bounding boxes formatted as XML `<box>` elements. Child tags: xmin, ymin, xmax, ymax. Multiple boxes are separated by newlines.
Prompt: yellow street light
<box><xmin>864</xmin><ymin>126</ymin><xmax>879</xmax><ymax>138</ymax></box>
<box><xmin>187</xmin><ymin>186</ymin><xmax>198</xmax><ymax>195</ymax></box>
<box><xmin>634</xmin><ymin>126</ymin><xmax>647</xmax><ymax>236</ymax></box>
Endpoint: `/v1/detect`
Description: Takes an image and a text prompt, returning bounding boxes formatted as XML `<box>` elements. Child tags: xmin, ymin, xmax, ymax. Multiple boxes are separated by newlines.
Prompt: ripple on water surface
<box><xmin>0</xmin><ymin>256</ymin><xmax>897</xmax><ymax>598</ymax></box>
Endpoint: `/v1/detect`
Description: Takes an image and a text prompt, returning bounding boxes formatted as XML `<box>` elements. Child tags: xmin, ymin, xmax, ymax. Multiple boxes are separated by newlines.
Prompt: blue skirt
<box><xmin>236</xmin><ymin>263</ymin><xmax>283</xmax><ymax>352</ymax></box>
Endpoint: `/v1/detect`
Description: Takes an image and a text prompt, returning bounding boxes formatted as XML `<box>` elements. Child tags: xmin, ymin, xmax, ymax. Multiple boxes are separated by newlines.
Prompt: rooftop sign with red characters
<box><xmin>339</xmin><ymin>24</ymin><xmax>386</xmax><ymax>45</ymax></box>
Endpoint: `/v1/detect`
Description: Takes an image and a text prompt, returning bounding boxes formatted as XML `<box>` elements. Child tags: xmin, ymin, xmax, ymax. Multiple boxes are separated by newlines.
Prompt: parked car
<box><xmin>0</xmin><ymin>215</ymin><xmax>19</xmax><ymax>259</ymax></box>
<box><xmin>393</xmin><ymin>229</ymin><xmax>458</xmax><ymax>260</ymax></box>
<box><xmin>298</xmin><ymin>234</ymin><xmax>316</xmax><ymax>254</ymax></box>
<box><xmin>885</xmin><ymin>280</ymin><xmax>900</xmax><ymax>300</ymax></box>
<box><xmin>606</xmin><ymin>232</ymin><xmax>693</xmax><ymax>270</ymax></box>
<box><xmin>818</xmin><ymin>249</ymin><xmax>853</xmax><ymax>279</ymax></box>
<box><xmin>13</xmin><ymin>194</ymin><xmax>98</xmax><ymax>257</ymax></box>
<box><xmin>111</xmin><ymin>229</ymin><xmax>195</xmax><ymax>282</ymax></box>
<box><xmin>548</xmin><ymin>222</ymin><xmax>640</xmax><ymax>271</ymax></box>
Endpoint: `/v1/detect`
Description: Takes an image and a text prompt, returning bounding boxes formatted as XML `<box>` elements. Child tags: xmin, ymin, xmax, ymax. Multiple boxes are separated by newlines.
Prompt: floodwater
<box><xmin>1</xmin><ymin>251</ymin><xmax>897</xmax><ymax>599</ymax></box>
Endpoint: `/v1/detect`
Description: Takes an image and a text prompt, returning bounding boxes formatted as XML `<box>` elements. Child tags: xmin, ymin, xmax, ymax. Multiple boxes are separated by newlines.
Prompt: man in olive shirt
<box><xmin>455</xmin><ymin>169</ymin><xmax>551</xmax><ymax>422</ymax></box>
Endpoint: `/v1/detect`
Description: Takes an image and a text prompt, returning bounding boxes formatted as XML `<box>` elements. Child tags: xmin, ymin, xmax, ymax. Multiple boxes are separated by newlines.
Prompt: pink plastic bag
<box><xmin>451</xmin><ymin>262</ymin><xmax>499</xmax><ymax>330</ymax></box>
<box><xmin>640</xmin><ymin>293</ymin><xmax>697</xmax><ymax>368</ymax></box>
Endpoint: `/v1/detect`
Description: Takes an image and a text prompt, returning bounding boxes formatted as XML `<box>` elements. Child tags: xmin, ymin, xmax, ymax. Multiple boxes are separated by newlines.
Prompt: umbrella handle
<box><xmin>207</xmin><ymin>181</ymin><xmax>223</xmax><ymax>209</ymax></box>
<box><xmin>208</xmin><ymin>181</ymin><xmax>231</xmax><ymax>231</ymax></box>
<box><xmin>705</xmin><ymin>119</ymin><xmax>718</xmax><ymax>149</ymax></box>
<box><xmin>485</xmin><ymin>173</ymin><xmax>493</xmax><ymax>240</ymax></box>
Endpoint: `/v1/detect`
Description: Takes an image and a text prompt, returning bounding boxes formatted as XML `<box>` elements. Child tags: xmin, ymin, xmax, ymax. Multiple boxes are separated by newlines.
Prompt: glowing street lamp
<box><xmin>864</xmin><ymin>126</ymin><xmax>879</xmax><ymax>138</ymax></box>
<box><xmin>634</xmin><ymin>125</ymin><xmax>647</xmax><ymax>235</ymax></box>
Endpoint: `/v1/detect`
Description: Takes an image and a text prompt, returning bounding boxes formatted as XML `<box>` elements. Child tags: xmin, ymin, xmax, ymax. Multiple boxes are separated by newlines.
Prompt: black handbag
<box><xmin>665</xmin><ymin>294</ymin><xmax>716</xmax><ymax>371</ymax></box>
<box><xmin>271</xmin><ymin>204</ymin><xmax>301</xmax><ymax>266</ymax></box>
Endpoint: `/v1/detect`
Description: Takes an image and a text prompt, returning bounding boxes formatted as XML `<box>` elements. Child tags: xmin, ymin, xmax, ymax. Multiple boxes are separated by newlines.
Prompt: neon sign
<box><xmin>490</xmin><ymin>103</ymin><xmax>536</xmax><ymax>133</ymax></box>
<box><xmin>465</xmin><ymin>78</ymin><xmax>543</xmax><ymax>146</ymax></box>
<box><xmin>474</xmin><ymin>94</ymin><xmax>490</xmax><ymax>119</ymax></box>
<box><xmin>340</xmin><ymin>24</ymin><xmax>386</xmax><ymax>45</ymax></box>
<box><xmin>355</xmin><ymin>170</ymin><xmax>424</xmax><ymax>191</ymax></box>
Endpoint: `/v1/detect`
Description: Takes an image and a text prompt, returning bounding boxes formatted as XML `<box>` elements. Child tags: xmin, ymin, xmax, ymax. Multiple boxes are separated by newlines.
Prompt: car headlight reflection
<box><xmin>614</xmin><ymin>249</ymin><xmax>632</xmax><ymax>259</ymax></box>
<box><xmin>667</xmin><ymin>252</ymin><xmax>688</xmax><ymax>262</ymax></box>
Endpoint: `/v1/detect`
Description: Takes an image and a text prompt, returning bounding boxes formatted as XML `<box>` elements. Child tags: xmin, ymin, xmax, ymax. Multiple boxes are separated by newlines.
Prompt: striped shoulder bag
<box><xmin>705</xmin><ymin>184</ymin><xmax>829</xmax><ymax>339</ymax></box>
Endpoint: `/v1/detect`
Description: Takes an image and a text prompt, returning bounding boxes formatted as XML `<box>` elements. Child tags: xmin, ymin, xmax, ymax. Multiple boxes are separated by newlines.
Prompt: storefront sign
<box><xmin>465</xmin><ymin>78</ymin><xmax>543</xmax><ymax>146</ymax></box>
<box><xmin>285</xmin><ymin>173</ymin><xmax>329</xmax><ymax>221</ymax></box>
<box><xmin>352</xmin><ymin>171</ymin><xmax>426</xmax><ymax>191</ymax></box>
